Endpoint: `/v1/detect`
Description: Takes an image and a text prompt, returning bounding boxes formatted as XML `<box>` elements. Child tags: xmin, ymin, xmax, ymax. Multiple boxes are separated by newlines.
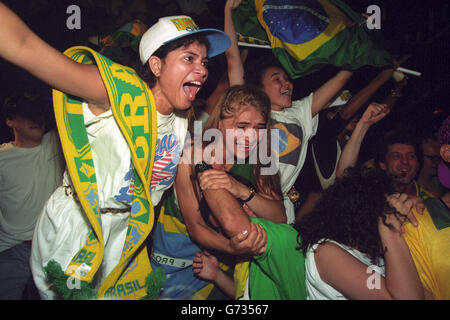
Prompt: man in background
<box><xmin>0</xmin><ymin>92</ymin><xmax>65</xmax><ymax>299</ymax></box>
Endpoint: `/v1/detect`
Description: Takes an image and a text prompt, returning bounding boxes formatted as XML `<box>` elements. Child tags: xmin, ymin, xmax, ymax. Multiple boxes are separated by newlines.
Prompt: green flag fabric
<box><xmin>233</xmin><ymin>0</ymin><xmax>392</xmax><ymax>78</ymax></box>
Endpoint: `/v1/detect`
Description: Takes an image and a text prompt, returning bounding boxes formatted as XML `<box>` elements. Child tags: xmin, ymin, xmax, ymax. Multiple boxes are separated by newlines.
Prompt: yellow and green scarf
<box><xmin>45</xmin><ymin>46</ymin><xmax>162</xmax><ymax>300</ymax></box>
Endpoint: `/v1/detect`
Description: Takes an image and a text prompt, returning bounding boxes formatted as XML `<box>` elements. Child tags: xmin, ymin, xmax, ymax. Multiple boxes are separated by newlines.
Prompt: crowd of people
<box><xmin>0</xmin><ymin>0</ymin><xmax>448</xmax><ymax>300</ymax></box>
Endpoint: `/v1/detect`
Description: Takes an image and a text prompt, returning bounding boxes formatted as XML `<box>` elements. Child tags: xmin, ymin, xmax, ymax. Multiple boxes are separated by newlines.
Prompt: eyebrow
<box><xmin>389</xmin><ymin>152</ymin><xmax>417</xmax><ymax>156</ymax></box>
<box><xmin>184</xmin><ymin>50</ymin><xmax>208</xmax><ymax>61</ymax></box>
<box><xmin>236</xmin><ymin>121</ymin><xmax>266</xmax><ymax>127</ymax></box>
<box><xmin>270</xmin><ymin>72</ymin><xmax>282</xmax><ymax>78</ymax></box>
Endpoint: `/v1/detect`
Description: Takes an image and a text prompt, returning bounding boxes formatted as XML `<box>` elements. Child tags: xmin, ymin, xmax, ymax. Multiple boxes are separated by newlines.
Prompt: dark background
<box><xmin>1</xmin><ymin>0</ymin><xmax>449</xmax><ymax>145</ymax></box>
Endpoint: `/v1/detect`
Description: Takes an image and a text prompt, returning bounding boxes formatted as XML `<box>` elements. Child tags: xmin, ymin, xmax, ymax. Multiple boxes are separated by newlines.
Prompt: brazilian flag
<box><xmin>233</xmin><ymin>0</ymin><xmax>392</xmax><ymax>78</ymax></box>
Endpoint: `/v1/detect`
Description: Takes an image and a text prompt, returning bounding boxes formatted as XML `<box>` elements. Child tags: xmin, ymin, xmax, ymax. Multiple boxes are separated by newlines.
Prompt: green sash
<box><xmin>51</xmin><ymin>46</ymin><xmax>158</xmax><ymax>299</ymax></box>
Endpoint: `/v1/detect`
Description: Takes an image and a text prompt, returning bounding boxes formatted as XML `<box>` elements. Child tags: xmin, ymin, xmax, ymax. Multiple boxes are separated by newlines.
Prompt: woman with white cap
<box><xmin>0</xmin><ymin>3</ymin><xmax>237</xmax><ymax>299</ymax></box>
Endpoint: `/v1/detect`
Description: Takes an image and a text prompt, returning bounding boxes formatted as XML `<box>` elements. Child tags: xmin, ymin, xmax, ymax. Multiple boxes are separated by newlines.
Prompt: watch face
<box><xmin>195</xmin><ymin>161</ymin><xmax>213</xmax><ymax>174</ymax></box>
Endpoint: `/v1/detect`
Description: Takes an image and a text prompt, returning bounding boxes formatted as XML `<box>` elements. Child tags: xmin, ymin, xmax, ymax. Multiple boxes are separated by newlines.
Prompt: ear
<box><xmin>379</xmin><ymin>161</ymin><xmax>387</xmax><ymax>171</ymax></box>
<box><xmin>441</xmin><ymin>145</ymin><xmax>450</xmax><ymax>162</ymax></box>
<box><xmin>148</xmin><ymin>56</ymin><xmax>162</xmax><ymax>77</ymax></box>
<box><xmin>5</xmin><ymin>118</ymin><xmax>14</xmax><ymax>129</ymax></box>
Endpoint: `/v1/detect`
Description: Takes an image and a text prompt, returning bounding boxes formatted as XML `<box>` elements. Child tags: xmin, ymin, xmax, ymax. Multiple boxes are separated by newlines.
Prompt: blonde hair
<box><xmin>204</xmin><ymin>84</ymin><xmax>281</xmax><ymax>198</ymax></box>
<box><xmin>204</xmin><ymin>85</ymin><xmax>270</xmax><ymax>130</ymax></box>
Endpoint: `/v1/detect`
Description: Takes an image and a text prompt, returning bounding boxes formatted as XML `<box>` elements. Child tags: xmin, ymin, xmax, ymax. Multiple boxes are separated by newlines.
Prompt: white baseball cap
<box><xmin>139</xmin><ymin>15</ymin><xmax>230</xmax><ymax>64</ymax></box>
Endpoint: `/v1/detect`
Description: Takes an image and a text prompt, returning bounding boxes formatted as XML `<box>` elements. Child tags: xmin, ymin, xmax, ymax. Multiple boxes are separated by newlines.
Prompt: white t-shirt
<box><xmin>150</xmin><ymin>111</ymin><xmax>188</xmax><ymax>205</ymax></box>
<box><xmin>0</xmin><ymin>130</ymin><xmax>65</xmax><ymax>252</ymax></box>
<box><xmin>270</xmin><ymin>93</ymin><xmax>318</xmax><ymax>224</ymax></box>
<box><xmin>305</xmin><ymin>239</ymin><xmax>385</xmax><ymax>300</ymax></box>
<box><xmin>31</xmin><ymin>104</ymin><xmax>188</xmax><ymax>299</ymax></box>
<box><xmin>68</xmin><ymin>104</ymin><xmax>188</xmax><ymax>209</ymax></box>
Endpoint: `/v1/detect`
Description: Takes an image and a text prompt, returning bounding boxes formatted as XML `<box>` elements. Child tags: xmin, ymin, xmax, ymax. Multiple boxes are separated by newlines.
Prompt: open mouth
<box><xmin>397</xmin><ymin>168</ymin><xmax>412</xmax><ymax>178</ymax></box>
<box><xmin>237</xmin><ymin>141</ymin><xmax>257</xmax><ymax>152</ymax></box>
<box><xmin>183</xmin><ymin>81</ymin><xmax>202</xmax><ymax>101</ymax></box>
<box><xmin>280</xmin><ymin>89</ymin><xmax>291</xmax><ymax>96</ymax></box>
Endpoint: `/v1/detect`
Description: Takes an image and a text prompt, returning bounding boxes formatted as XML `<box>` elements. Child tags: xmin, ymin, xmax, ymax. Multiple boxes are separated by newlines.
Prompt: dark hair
<box><xmin>375</xmin><ymin>130</ymin><xmax>423</xmax><ymax>170</ymax></box>
<box><xmin>244</xmin><ymin>54</ymin><xmax>286</xmax><ymax>88</ymax></box>
<box><xmin>2</xmin><ymin>92</ymin><xmax>47</xmax><ymax>121</ymax></box>
<box><xmin>296</xmin><ymin>167</ymin><xmax>399</xmax><ymax>264</ymax></box>
<box><xmin>136</xmin><ymin>34</ymin><xmax>210</xmax><ymax>88</ymax></box>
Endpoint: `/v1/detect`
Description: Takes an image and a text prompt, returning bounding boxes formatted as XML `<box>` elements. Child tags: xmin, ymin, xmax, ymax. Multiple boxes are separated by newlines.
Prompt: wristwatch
<box><xmin>240</xmin><ymin>185</ymin><xmax>256</xmax><ymax>203</ymax></box>
<box><xmin>195</xmin><ymin>161</ymin><xmax>213</xmax><ymax>174</ymax></box>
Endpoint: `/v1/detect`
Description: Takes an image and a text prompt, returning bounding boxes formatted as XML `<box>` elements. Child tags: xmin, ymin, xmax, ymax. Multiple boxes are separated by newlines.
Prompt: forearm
<box><xmin>312</xmin><ymin>70</ymin><xmax>353</xmax><ymax>117</ymax></box>
<box><xmin>0</xmin><ymin>2</ymin><xmax>34</xmax><ymax>64</ymax></box>
<box><xmin>213</xmin><ymin>269</ymin><xmax>235</xmax><ymax>298</ymax></box>
<box><xmin>380</xmin><ymin>82</ymin><xmax>405</xmax><ymax>109</ymax></box>
<box><xmin>339</xmin><ymin>68</ymin><xmax>393</xmax><ymax>120</ymax></box>
<box><xmin>187</xmin><ymin>222</ymin><xmax>237</xmax><ymax>255</ymax></box>
<box><xmin>205</xmin><ymin>73</ymin><xmax>229</xmax><ymax>115</ymax></box>
<box><xmin>224</xmin><ymin>2</ymin><xmax>244</xmax><ymax>85</ymax></box>
<box><xmin>243</xmin><ymin>192</ymin><xmax>286</xmax><ymax>223</ymax></box>
<box><xmin>379</xmin><ymin>223</ymin><xmax>424</xmax><ymax>299</ymax></box>
<box><xmin>203</xmin><ymin>188</ymin><xmax>251</xmax><ymax>238</ymax></box>
<box><xmin>336</xmin><ymin>121</ymin><xmax>369</xmax><ymax>179</ymax></box>
<box><xmin>0</xmin><ymin>3</ymin><xmax>108</xmax><ymax>106</ymax></box>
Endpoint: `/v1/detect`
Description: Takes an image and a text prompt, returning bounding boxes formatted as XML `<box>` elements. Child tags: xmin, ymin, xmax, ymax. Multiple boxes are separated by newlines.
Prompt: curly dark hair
<box><xmin>296</xmin><ymin>167</ymin><xmax>400</xmax><ymax>264</ymax></box>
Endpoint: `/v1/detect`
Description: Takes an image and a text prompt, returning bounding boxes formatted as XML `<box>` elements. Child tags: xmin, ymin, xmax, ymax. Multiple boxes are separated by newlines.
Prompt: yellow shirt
<box><xmin>404</xmin><ymin>198</ymin><xmax>450</xmax><ymax>300</ymax></box>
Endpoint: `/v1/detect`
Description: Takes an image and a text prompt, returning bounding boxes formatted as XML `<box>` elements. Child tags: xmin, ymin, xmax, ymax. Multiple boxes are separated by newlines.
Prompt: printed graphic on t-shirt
<box><xmin>151</xmin><ymin>134</ymin><xmax>181</xmax><ymax>190</ymax></box>
<box><xmin>271</xmin><ymin>120</ymin><xmax>303</xmax><ymax>166</ymax></box>
<box><xmin>114</xmin><ymin>163</ymin><xmax>134</xmax><ymax>204</ymax></box>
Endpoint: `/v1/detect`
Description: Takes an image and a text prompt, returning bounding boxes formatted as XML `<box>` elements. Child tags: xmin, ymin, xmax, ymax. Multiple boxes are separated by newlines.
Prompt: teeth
<box><xmin>191</xmin><ymin>81</ymin><xmax>202</xmax><ymax>86</ymax></box>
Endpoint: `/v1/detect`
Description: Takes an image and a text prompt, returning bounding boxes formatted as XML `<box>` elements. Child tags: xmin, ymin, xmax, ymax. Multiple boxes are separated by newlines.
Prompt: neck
<box><xmin>152</xmin><ymin>85</ymin><xmax>174</xmax><ymax>115</ymax></box>
<box><xmin>13</xmin><ymin>137</ymin><xmax>41</xmax><ymax>148</ymax></box>
<box><xmin>271</xmin><ymin>104</ymin><xmax>284</xmax><ymax>112</ymax></box>
<box><xmin>394</xmin><ymin>181</ymin><xmax>416</xmax><ymax>196</ymax></box>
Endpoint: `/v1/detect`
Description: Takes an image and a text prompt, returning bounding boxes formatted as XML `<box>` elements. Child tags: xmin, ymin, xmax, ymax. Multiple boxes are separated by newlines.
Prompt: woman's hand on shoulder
<box><xmin>385</xmin><ymin>193</ymin><xmax>424</xmax><ymax>233</ymax></box>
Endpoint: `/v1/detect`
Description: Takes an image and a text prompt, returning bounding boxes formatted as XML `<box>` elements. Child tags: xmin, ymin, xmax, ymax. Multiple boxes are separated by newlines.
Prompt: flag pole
<box><xmin>238</xmin><ymin>41</ymin><xmax>271</xmax><ymax>49</ymax></box>
<box><xmin>396</xmin><ymin>67</ymin><xmax>421</xmax><ymax>77</ymax></box>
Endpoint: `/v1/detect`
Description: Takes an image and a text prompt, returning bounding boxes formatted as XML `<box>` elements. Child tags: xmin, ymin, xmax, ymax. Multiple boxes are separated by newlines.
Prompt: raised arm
<box><xmin>0</xmin><ymin>3</ymin><xmax>109</xmax><ymax>108</ymax></box>
<box><xmin>338</xmin><ymin>68</ymin><xmax>393</xmax><ymax>120</ymax></box>
<box><xmin>311</xmin><ymin>70</ymin><xmax>353</xmax><ymax>117</ymax></box>
<box><xmin>224</xmin><ymin>0</ymin><xmax>245</xmax><ymax>86</ymax></box>
<box><xmin>336</xmin><ymin>102</ymin><xmax>389</xmax><ymax>179</ymax></box>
